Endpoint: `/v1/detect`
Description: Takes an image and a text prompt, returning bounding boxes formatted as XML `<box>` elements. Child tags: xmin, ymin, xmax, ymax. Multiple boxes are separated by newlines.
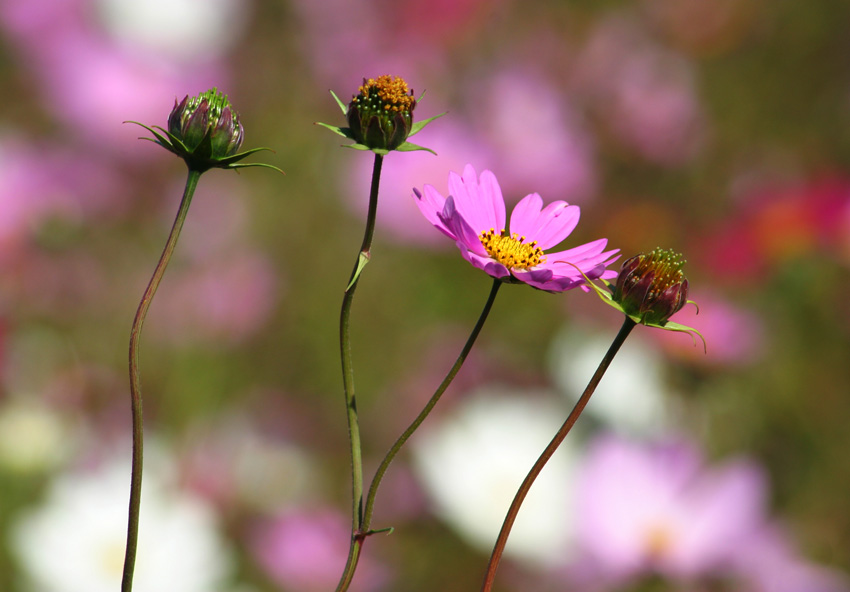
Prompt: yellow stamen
<box><xmin>353</xmin><ymin>75</ymin><xmax>415</xmax><ymax>112</ymax></box>
<box><xmin>479</xmin><ymin>228</ymin><xmax>545</xmax><ymax>270</ymax></box>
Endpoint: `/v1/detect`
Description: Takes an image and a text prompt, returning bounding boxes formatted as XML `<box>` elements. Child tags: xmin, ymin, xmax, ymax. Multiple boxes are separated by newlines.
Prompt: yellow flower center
<box><xmin>479</xmin><ymin>228</ymin><xmax>545</xmax><ymax>270</ymax></box>
<box><xmin>353</xmin><ymin>75</ymin><xmax>415</xmax><ymax>113</ymax></box>
<box><xmin>644</xmin><ymin>523</ymin><xmax>675</xmax><ymax>559</ymax></box>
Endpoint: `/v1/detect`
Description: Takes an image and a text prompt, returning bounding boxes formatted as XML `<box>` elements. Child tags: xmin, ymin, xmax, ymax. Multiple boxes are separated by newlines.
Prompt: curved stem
<box><xmin>480</xmin><ymin>317</ymin><xmax>637</xmax><ymax>592</ymax></box>
<box><xmin>122</xmin><ymin>168</ymin><xmax>201</xmax><ymax>592</ymax></box>
<box><xmin>336</xmin><ymin>154</ymin><xmax>384</xmax><ymax>592</ymax></box>
<box><xmin>362</xmin><ymin>278</ymin><xmax>502</xmax><ymax>529</ymax></box>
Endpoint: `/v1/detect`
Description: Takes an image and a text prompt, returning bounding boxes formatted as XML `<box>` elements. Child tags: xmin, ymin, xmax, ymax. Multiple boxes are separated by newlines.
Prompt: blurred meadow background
<box><xmin>1</xmin><ymin>0</ymin><xmax>849</xmax><ymax>591</ymax></box>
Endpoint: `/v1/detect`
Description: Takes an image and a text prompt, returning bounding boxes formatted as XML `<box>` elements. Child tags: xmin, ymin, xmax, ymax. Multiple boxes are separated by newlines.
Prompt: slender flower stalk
<box><xmin>361</xmin><ymin>278</ymin><xmax>502</xmax><ymax>543</ymax></box>
<box><xmin>123</xmin><ymin>169</ymin><xmax>200</xmax><ymax>592</ymax></box>
<box><xmin>481</xmin><ymin>248</ymin><xmax>702</xmax><ymax>591</ymax></box>
<box><xmin>327</xmin><ymin>74</ymin><xmax>443</xmax><ymax>592</ymax></box>
<box><xmin>336</xmin><ymin>153</ymin><xmax>383</xmax><ymax>592</ymax></box>
<box><xmin>480</xmin><ymin>317</ymin><xmax>636</xmax><ymax>592</ymax></box>
<box><xmin>123</xmin><ymin>88</ymin><xmax>280</xmax><ymax>592</ymax></box>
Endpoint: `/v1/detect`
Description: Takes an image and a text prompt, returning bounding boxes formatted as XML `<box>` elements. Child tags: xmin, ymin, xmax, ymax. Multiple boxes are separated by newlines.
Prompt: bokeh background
<box><xmin>1</xmin><ymin>0</ymin><xmax>849</xmax><ymax>591</ymax></box>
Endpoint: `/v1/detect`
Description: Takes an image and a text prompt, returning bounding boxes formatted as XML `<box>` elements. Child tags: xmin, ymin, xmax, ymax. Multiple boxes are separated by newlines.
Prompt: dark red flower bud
<box><xmin>613</xmin><ymin>248</ymin><xmax>689</xmax><ymax>325</ymax></box>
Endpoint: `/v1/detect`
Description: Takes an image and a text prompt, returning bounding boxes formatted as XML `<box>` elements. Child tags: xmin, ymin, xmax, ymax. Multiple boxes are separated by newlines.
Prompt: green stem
<box><xmin>336</xmin><ymin>153</ymin><xmax>384</xmax><ymax>592</ymax></box>
<box><xmin>362</xmin><ymin>278</ymin><xmax>502</xmax><ymax>530</ymax></box>
<box><xmin>480</xmin><ymin>316</ymin><xmax>637</xmax><ymax>592</ymax></box>
<box><xmin>123</xmin><ymin>168</ymin><xmax>201</xmax><ymax>592</ymax></box>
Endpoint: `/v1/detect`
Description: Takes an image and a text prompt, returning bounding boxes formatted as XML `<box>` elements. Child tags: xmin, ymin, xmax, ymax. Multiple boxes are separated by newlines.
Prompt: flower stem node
<box><xmin>127</xmin><ymin>88</ymin><xmax>282</xmax><ymax>174</ymax></box>
<box><xmin>316</xmin><ymin>75</ymin><xmax>445</xmax><ymax>155</ymax></box>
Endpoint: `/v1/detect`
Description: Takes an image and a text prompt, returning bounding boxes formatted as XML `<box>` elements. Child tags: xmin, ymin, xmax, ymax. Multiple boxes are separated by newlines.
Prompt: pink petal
<box><xmin>519</xmin><ymin>273</ymin><xmax>586</xmax><ymax>292</ymax></box>
<box><xmin>414</xmin><ymin>185</ymin><xmax>455</xmax><ymax>239</ymax></box>
<box><xmin>509</xmin><ymin>194</ymin><xmax>580</xmax><ymax>250</ymax></box>
<box><xmin>447</xmin><ymin>164</ymin><xmax>505</xmax><ymax>233</ymax></box>
<box><xmin>477</xmin><ymin>168</ymin><xmax>507</xmax><ymax>231</ymax></box>
<box><xmin>460</xmin><ymin>248</ymin><xmax>510</xmax><ymax>279</ymax></box>
<box><xmin>439</xmin><ymin>196</ymin><xmax>488</xmax><ymax>256</ymax></box>
<box><xmin>542</xmin><ymin>238</ymin><xmax>612</xmax><ymax>266</ymax></box>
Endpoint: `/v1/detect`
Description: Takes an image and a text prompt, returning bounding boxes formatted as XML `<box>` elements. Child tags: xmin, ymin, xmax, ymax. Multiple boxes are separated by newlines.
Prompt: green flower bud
<box><xmin>128</xmin><ymin>88</ymin><xmax>281</xmax><ymax>174</ymax></box>
<box><xmin>346</xmin><ymin>75</ymin><xmax>416</xmax><ymax>151</ymax></box>
<box><xmin>613</xmin><ymin>248</ymin><xmax>689</xmax><ymax>326</ymax></box>
<box><xmin>168</xmin><ymin>89</ymin><xmax>244</xmax><ymax>158</ymax></box>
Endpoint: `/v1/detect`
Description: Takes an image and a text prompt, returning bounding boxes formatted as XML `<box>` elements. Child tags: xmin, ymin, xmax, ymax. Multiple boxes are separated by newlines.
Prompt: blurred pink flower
<box><xmin>570</xmin><ymin>435</ymin><xmax>849</xmax><ymax>591</ymax></box>
<box><xmin>386</xmin><ymin>0</ymin><xmax>503</xmax><ymax>44</ymax></box>
<box><xmin>414</xmin><ymin>164</ymin><xmax>618</xmax><ymax>291</ymax></box>
<box><xmin>574</xmin><ymin>16</ymin><xmax>706</xmax><ymax>165</ymax></box>
<box><xmin>0</xmin><ymin>136</ymin><xmax>124</xmax><ymax>262</ymax></box>
<box><xmin>148</xmin><ymin>250</ymin><xmax>279</xmax><ymax>347</ymax></box>
<box><xmin>347</xmin><ymin>119</ymin><xmax>495</xmax><ymax>246</ymax></box>
<box><xmin>572</xmin><ymin>435</ymin><xmax>768</xmax><ymax>585</ymax></box>
<box><xmin>651</xmin><ymin>289</ymin><xmax>765</xmax><ymax>366</ymax></box>
<box><xmin>289</xmin><ymin>0</ymin><xmax>442</xmax><ymax>89</ymax></box>
<box><xmin>733</xmin><ymin>526</ymin><xmax>850</xmax><ymax>592</ymax></box>
<box><xmin>249</xmin><ymin>509</ymin><xmax>388</xmax><ymax>592</ymax></box>
<box><xmin>0</xmin><ymin>0</ymin><xmax>227</xmax><ymax>150</ymax></box>
<box><xmin>291</xmin><ymin>0</ymin><xmax>504</xmax><ymax>90</ymax></box>
<box><xmin>468</xmin><ymin>68</ymin><xmax>597</xmax><ymax>202</ymax></box>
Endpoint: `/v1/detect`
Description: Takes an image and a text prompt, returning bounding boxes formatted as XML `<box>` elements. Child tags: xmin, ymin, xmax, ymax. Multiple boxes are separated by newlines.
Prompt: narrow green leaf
<box><xmin>409</xmin><ymin>112</ymin><xmax>447</xmax><ymax>137</ymax></box>
<box><xmin>330</xmin><ymin>90</ymin><xmax>349</xmax><ymax>115</ymax></box>
<box><xmin>315</xmin><ymin>121</ymin><xmax>355</xmax><ymax>139</ymax></box>
<box><xmin>227</xmin><ymin>162</ymin><xmax>286</xmax><ymax>174</ymax></box>
<box><xmin>396</xmin><ymin>141</ymin><xmax>437</xmax><ymax>155</ymax></box>
<box><xmin>346</xmin><ymin>252</ymin><xmax>371</xmax><ymax>291</ymax></box>
<box><xmin>342</xmin><ymin>144</ymin><xmax>369</xmax><ymax>151</ymax></box>
<box><xmin>655</xmin><ymin>321</ymin><xmax>707</xmax><ymax>352</ymax></box>
<box><xmin>125</xmin><ymin>121</ymin><xmax>172</xmax><ymax>147</ymax></box>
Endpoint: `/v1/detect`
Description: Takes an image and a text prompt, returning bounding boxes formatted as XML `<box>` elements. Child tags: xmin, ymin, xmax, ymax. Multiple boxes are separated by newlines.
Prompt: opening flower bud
<box><xmin>613</xmin><ymin>248</ymin><xmax>689</xmax><ymax>325</ymax></box>
<box><xmin>168</xmin><ymin>88</ymin><xmax>244</xmax><ymax>158</ymax></box>
<box><xmin>346</xmin><ymin>75</ymin><xmax>416</xmax><ymax>151</ymax></box>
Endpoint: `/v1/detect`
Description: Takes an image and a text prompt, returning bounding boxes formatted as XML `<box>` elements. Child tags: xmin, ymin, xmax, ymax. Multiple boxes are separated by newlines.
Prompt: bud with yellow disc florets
<box><xmin>347</xmin><ymin>75</ymin><xmax>415</xmax><ymax>151</ymax></box>
<box><xmin>316</xmin><ymin>74</ymin><xmax>444</xmax><ymax>155</ymax></box>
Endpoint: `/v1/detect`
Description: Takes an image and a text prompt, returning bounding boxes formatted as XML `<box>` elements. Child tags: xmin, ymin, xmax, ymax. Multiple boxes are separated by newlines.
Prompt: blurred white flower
<box><xmin>0</xmin><ymin>400</ymin><xmax>69</xmax><ymax>473</ymax></box>
<box><xmin>95</xmin><ymin>0</ymin><xmax>248</xmax><ymax>61</ymax></box>
<box><xmin>11</xmin><ymin>453</ymin><xmax>233</xmax><ymax>592</ymax></box>
<box><xmin>411</xmin><ymin>387</ymin><xmax>579</xmax><ymax>566</ymax></box>
<box><xmin>548</xmin><ymin>325</ymin><xmax>670</xmax><ymax>436</ymax></box>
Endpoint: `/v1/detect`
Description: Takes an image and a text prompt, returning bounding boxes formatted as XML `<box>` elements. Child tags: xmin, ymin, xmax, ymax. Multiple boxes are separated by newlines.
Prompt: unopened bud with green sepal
<box><xmin>576</xmin><ymin>247</ymin><xmax>705</xmax><ymax>349</ymax></box>
<box><xmin>613</xmin><ymin>248</ymin><xmax>690</xmax><ymax>326</ymax></box>
<box><xmin>128</xmin><ymin>88</ymin><xmax>282</xmax><ymax>174</ymax></box>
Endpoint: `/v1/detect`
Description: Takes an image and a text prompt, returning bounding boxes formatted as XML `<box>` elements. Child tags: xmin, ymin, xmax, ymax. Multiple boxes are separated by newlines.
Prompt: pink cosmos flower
<box><xmin>414</xmin><ymin>165</ymin><xmax>618</xmax><ymax>292</ymax></box>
